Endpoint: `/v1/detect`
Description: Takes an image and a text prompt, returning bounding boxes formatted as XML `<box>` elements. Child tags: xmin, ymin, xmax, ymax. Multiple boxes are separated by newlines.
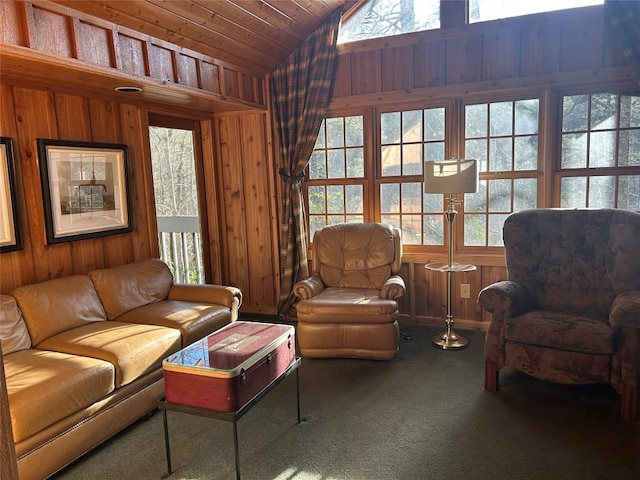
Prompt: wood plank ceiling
<box><xmin>49</xmin><ymin>0</ymin><xmax>353</xmax><ymax>77</ymax></box>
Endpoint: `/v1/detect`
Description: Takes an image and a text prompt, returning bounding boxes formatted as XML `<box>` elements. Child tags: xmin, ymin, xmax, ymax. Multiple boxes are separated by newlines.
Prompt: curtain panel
<box><xmin>606</xmin><ymin>0</ymin><xmax>640</xmax><ymax>85</ymax></box>
<box><xmin>270</xmin><ymin>9</ymin><xmax>342</xmax><ymax>316</ymax></box>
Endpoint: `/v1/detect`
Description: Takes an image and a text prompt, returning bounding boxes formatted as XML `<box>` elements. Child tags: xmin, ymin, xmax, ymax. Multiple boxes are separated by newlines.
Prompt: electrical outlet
<box><xmin>461</xmin><ymin>284</ymin><xmax>471</xmax><ymax>299</ymax></box>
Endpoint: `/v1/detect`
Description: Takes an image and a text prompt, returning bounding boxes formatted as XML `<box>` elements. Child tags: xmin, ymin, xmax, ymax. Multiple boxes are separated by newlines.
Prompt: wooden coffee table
<box><xmin>158</xmin><ymin>325</ymin><xmax>301</xmax><ymax>480</ymax></box>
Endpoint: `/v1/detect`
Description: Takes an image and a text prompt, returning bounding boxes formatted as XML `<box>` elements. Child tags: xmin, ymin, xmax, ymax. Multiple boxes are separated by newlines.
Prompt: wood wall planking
<box><xmin>213</xmin><ymin>112</ymin><xmax>279</xmax><ymax>314</ymax></box>
<box><xmin>0</xmin><ymin>85</ymin><xmax>152</xmax><ymax>291</ymax></box>
<box><xmin>1</xmin><ymin>2</ymin><xmax>635</xmax><ymax>326</ymax></box>
<box><xmin>329</xmin><ymin>5</ymin><xmax>632</xmax><ymax>330</ymax></box>
<box><xmin>1</xmin><ymin>1</ymin><xmax>266</xmax><ymax>109</ymax></box>
<box><xmin>0</xmin><ymin>81</ymin><xmax>280</xmax><ymax>313</ymax></box>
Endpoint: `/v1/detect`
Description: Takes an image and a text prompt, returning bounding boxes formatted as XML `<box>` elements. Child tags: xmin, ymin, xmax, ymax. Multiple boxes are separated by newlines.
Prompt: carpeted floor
<box><xmin>52</xmin><ymin>326</ymin><xmax>640</xmax><ymax>480</ymax></box>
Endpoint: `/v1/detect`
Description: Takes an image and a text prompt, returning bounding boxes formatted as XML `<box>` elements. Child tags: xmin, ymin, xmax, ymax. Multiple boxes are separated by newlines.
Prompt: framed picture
<box><xmin>37</xmin><ymin>139</ymin><xmax>132</xmax><ymax>244</ymax></box>
<box><xmin>0</xmin><ymin>137</ymin><xmax>22</xmax><ymax>253</ymax></box>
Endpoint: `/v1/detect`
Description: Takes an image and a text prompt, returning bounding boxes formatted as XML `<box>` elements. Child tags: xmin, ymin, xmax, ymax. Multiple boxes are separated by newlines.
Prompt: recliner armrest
<box><xmin>610</xmin><ymin>291</ymin><xmax>640</xmax><ymax>328</ymax></box>
<box><xmin>293</xmin><ymin>275</ymin><xmax>325</xmax><ymax>300</ymax></box>
<box><xmin>380</xmin><ymin>275</ymin><xmax>405</xmax><ymax>300</ymax></box>
<box><xmin>477</xmin><ymin>280</ymin><xmax>533</xmax><ymax>316</ymax></box>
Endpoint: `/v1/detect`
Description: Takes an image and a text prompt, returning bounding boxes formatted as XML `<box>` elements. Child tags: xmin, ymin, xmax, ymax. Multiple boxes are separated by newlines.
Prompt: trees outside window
<box><xmin>559</xmin><ymin>91</ymin><xmax>640</xmax><ymax>210</ymax></box>
<box><xmin>306</xmin><ymin>88</ymin><xmax>640</xmax><ymax>253</ymax></box>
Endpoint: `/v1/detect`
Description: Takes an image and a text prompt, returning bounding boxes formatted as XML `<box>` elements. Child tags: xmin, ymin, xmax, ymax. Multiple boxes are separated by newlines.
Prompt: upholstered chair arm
<box><xmin>609</xmin><ymin>291</ymin><xmax>640</xmax><ymax>329</ymax></box>
<box><xmin>168</xmin><ymin>284</ymin><xmax>243</xmax><ymax>320</ymax></box>
<box><xmin>380</xmin><ymin>275</ymin><xmax>406</xmax><ymax>300</ymax></box>
<box><xmin>293</xmin><ymin>275</ymin><xmax>325</xmax><ymax>300</ymax></box>
<box><xmin>478</xmin><ymin>280</ymin><xmax>534</xmax><ymax>369</ymax></box>
<box><xmin>477</xmin><ymin>280</ymin><xmax>533</xmax><ymax>317</ymax></box>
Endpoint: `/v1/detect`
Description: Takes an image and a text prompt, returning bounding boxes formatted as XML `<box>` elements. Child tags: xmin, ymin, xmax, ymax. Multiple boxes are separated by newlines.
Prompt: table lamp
<box><xmin>424</xmin><ymin>158</ymin><xmax>478</xmax><ymax>349</ymax></box>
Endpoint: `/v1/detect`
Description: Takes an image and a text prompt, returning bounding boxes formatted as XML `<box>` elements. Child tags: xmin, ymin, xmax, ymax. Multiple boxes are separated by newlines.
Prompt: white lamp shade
<box><xmin>424</xmin><ymin>159</ymin><xmax>478</xmax><ymax>194</ymax></box>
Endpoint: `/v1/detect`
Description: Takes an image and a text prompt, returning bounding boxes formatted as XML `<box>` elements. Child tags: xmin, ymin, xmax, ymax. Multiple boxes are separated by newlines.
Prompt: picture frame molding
<box><xmin>0</xmin><ymin>137</ymin><xmax>22</xmax><ymax>253</ymax></box>
<box><xmin>37</xmin><ymin>138</ymin><xmax>133</xmax><ymax>244</ymax></box>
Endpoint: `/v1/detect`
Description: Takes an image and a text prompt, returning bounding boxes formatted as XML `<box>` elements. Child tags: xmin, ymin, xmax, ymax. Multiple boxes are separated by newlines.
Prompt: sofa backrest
<box><xmin>88</xmin><ymin>258</ymin><xmax>173</xmax><ymax>320</ymax></box>
<box><xmin>503</xmin><ymin>208</ymin><xmax>640</xmax><ymax>317</ymax></box>
<box><xmin>11</xmin><ymin>276</ymin><xmax>107</xmax><ymax>346</ymax></box>
<box><xmin>312</xmin><ymin>222</ymin><xmax>402</xmax><ymax>290</ymax></box>
<box><xmin>0</xmin><ymin>295</ymin><xmax>31</xmax><ymax>355</ymax></box>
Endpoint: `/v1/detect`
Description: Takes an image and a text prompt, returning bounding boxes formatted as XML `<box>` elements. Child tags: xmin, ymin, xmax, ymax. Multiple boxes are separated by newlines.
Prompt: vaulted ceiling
<box><xmin>50</xmin><ymin>0</ymin><xmax>355</xmax><ymax>76</ymax></box>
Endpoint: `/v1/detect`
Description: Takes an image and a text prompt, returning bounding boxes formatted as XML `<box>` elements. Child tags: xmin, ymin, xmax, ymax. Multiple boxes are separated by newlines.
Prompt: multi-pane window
<box><xmin>379</xmin><ymin>107</ymin><xmax>446</xmax><ymax>245</ymax></box>
<box><xmin>463</xmin><ymin>99</ymin><xmax>540</xmax><ymax>246</ymax></box>
<box><xmin>307</xmin><ymin>115</ymin><xmax>365</xmax><ymax>238</ymax></box>
<box><xmin>338</xmin><ymin>0</ymin><xmax>440</xmax><ymax>44</ymax></box>
<box><xmin>469</xmin><ymin>0</ymin><xmax>603</xmax><ymax>24</ymax></box>
<box><xmin>560</xmin><ymin>91</ymin><xmax>640</xmax><ymax>210</ymax></box>
<box><xmin>306</xmin><ymin>88</ymin><xmax>640</xmax><ymax>252</ymax></box>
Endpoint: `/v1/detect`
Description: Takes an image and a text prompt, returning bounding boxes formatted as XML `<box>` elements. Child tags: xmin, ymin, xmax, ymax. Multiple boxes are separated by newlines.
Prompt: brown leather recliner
<box><xmin>293</xmin><ymin>222</ymin><xmax>405</xmax><ymax>360</ymax></box>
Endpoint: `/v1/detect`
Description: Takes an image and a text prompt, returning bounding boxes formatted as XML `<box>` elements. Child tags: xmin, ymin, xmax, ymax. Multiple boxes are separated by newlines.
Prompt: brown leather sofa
<box><xmin>293</xmin><ymin>222</ymin><xmax>405</xmax><ymax>360</ymax></box>
<box><xmin>0</xmin><ymin>258</ymin><xmax>242</xmax><ymax>479</ymax></box>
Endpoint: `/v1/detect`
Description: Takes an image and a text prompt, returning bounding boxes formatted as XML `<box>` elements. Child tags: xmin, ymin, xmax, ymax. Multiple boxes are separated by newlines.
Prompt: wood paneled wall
<box><xmin>1</xmin><ymin>2</ymin><xmax>636</xmax><ymax>325</ymax></box>
<box><xmin>328</xmin><ymin>5</ymin><xmax>634</xmax><ymax>331</ymax></box>
<box><xmin>0</xmin><ymin>0</ymin><xmax>265</xmax><ymax>110</ymax></box>
<box><xmin>214</xmin><ymin>112</ymin><xmax>280</xmax><ymax>314</ymax></box>
<box><xmin>0</xmin><ymin>80</ymin><xmax>280</xmax><ymax>314</ymax></box>
<box><xmin>0</xmin><ymin>83</ymin><xmax>155</xmax><ymax>290</ymax></box>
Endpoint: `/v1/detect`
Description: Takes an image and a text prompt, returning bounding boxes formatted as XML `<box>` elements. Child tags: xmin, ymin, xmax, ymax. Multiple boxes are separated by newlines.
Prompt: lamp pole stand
<box><xmin>432</xmin><ymin>195</ymin><xmax>469</xmax><ymax>350</ymax></box>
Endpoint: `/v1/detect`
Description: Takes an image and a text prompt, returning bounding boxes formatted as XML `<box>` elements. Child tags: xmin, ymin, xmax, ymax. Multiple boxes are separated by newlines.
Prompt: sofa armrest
<box><xmin>293</xmin><ymin>275</ymin><xmax>325</xmax><ymax>300</ymax></box>
<box><xmin>380</xmin><ymin>275</ymin><xmax>405</xmax><ymax>300</ymax></box>
<box><xmin>168</xmin><ymin>284</ymin><xmax>242</xmax><ymax>313</ymax></box>
<box><xmin>477</xmin><ymin>280</ymin><xmax>533</xmax><ymax>317</ymax></box>
<box><xmin>610</xmin><ymin>291</ymin><xmax>640</xmax><ymax>329</ymax></box>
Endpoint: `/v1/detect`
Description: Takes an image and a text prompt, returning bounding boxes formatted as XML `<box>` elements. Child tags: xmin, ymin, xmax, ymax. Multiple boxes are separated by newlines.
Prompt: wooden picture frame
<box><xmin>0</xmin><ymin>137</ymin><xmax>22</xmax><ymax>253</ymax></box>
<box><xmin>37</xmin><ymin>139</ymin><xmax>132</xmax><ymax>244</ymax></box>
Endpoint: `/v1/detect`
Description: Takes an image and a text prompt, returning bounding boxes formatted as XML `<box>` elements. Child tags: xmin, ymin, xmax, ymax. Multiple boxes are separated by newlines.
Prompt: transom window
<box><xmin>469</xmin><ymin>0</ymin><xmax>603</xmax><ymax>23</ymax></box>
<box><xmin>338</xmin><ymin>0</ymin><xmax>440</xmax><ymax>43</ymax></box>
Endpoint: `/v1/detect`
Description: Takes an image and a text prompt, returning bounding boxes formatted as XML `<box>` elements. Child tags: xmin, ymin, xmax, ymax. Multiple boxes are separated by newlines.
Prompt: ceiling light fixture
<box><xmin>115</xmin><ymin>86</ymin><xmax>142</xmax><ymax>93</ymax></box>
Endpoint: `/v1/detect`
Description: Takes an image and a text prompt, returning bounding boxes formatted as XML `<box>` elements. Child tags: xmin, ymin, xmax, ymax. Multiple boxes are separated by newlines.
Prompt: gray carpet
<box><xmin>53</xmin><ymin>327</ymin><xmax>640</xmax><ymax>480</ymax></box>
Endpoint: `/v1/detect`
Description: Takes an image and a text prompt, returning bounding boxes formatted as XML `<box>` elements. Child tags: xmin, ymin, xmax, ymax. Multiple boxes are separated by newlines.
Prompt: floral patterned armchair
<box><xmin>478</xmin><ymin>208</ymin><xmax>640</xmax><ymax>420</ymax></box>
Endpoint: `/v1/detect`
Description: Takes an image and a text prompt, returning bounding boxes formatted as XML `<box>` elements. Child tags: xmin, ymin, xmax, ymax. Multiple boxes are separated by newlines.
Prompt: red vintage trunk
<box><xmin>163</xmin><ymin>321</ymin><xmax>296</xmax><ymax>412</ymax></box>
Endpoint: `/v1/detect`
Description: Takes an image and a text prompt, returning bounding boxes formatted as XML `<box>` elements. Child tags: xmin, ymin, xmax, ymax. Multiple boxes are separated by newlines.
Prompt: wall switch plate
<box><xmin>461</xmin><ymin>284</ymin><xmax>471</xmax><ymax>299</ymax></box>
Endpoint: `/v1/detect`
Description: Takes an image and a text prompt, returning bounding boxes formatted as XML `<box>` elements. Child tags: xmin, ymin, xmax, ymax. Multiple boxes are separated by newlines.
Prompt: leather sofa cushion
<box><xmin>0</xmin><ymin>295</ymin><xmax>31</xmax><ymax>355</ymax></box>
<box><xmin>296</xmin><ymin>287</ymin><xmax>399</xmax><ymax>324</ymax></box>
<box><xmin>12</xmin><ymin>276</ymin><xmax>107</xmax><ymax>346</ymax></box>
<box><xmin>116</xmin><ymin>300</ymin><xmax>233</xmax><ymax>347</ymax></box>
<box><xmin>506</xmin><ymin>311</ymin><xmax>614</xmax><ymax>354</ymax></box>
<box><xmin>37</xmin><ymin>321</ymin><xmax>181</xmax><ymax>387</ymax></box>
<box><xmin>4</xmin><ymin>349</ymin><xmax>114</xmax><ymax>443</ymax></box>
<box><xmin>89</xmin><ymin>258</ymin><xmax>173</xmax><ymax>320</ymax></box>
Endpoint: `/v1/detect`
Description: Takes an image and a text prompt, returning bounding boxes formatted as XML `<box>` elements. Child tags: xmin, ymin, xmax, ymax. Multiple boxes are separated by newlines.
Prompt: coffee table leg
<box><xmin>295</xmin><ymin>368</ymin><xmax>301</xmax><ymax>424</ymax></box>
<box><xmin>232</xmin><ymin>417</ymin><xmax>241</xmax><ymax>480</ymax></box>
<box><xmin>163</xmin><ymin>409</ymin><xmax>172</xmax><ymax>475</ymax></box>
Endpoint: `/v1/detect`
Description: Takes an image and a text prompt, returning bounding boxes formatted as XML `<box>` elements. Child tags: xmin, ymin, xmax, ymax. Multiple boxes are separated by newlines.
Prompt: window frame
<box><xmin>553</xmin><ymin>84</ymin><xmax>640</xmax><ymax>209</ymax></box>
<box><xmin>305</xmin><ymin>82</ymin><xmax>640</xmax><ymax>258</ymax></box>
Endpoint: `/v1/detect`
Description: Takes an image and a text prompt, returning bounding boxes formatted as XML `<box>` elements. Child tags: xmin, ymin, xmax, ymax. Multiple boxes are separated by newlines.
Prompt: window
<box><xmin>339</xmin><ymin>0</ymin><xmax>440</xmax><ymax>43</ymax></box>
<box><xmin>307</xmin><ymin>88</ymin><xmax>640</xmax><ymax>254</ymax></box>
<box><xmin>379</xmin><ymin>107</ymin><xmax>447</xmax><ymax>245</ymax></box>
<box><xmin>559</xmin><ymin>91</ymin><xmax>640</xmax><ymax>210</ymax></box>
<box><xmin>463</xmin><ymin>98</ymin><xmax>541</xmax><ymax>247</ymax></box>
<box><xmin>307</xmin><ymin>115</ymin><xmax>366</xmax><ymax>238</ymax></box>
<box><xmin>469</xmin><ymin>0</ymin><xmax>603</xmax><ymax>24</ymax></box>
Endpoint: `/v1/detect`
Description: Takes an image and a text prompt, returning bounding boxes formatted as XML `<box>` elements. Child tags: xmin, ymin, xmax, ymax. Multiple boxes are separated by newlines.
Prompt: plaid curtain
<box><xmin>606</xmin><ymin>0</ymin><xmax>640</xmax><ymax>85</ymax></box>
<box><xmin>270</xmin><ymin>9</ymin><xmax>342</xmax><ymax>317</ymax></box>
